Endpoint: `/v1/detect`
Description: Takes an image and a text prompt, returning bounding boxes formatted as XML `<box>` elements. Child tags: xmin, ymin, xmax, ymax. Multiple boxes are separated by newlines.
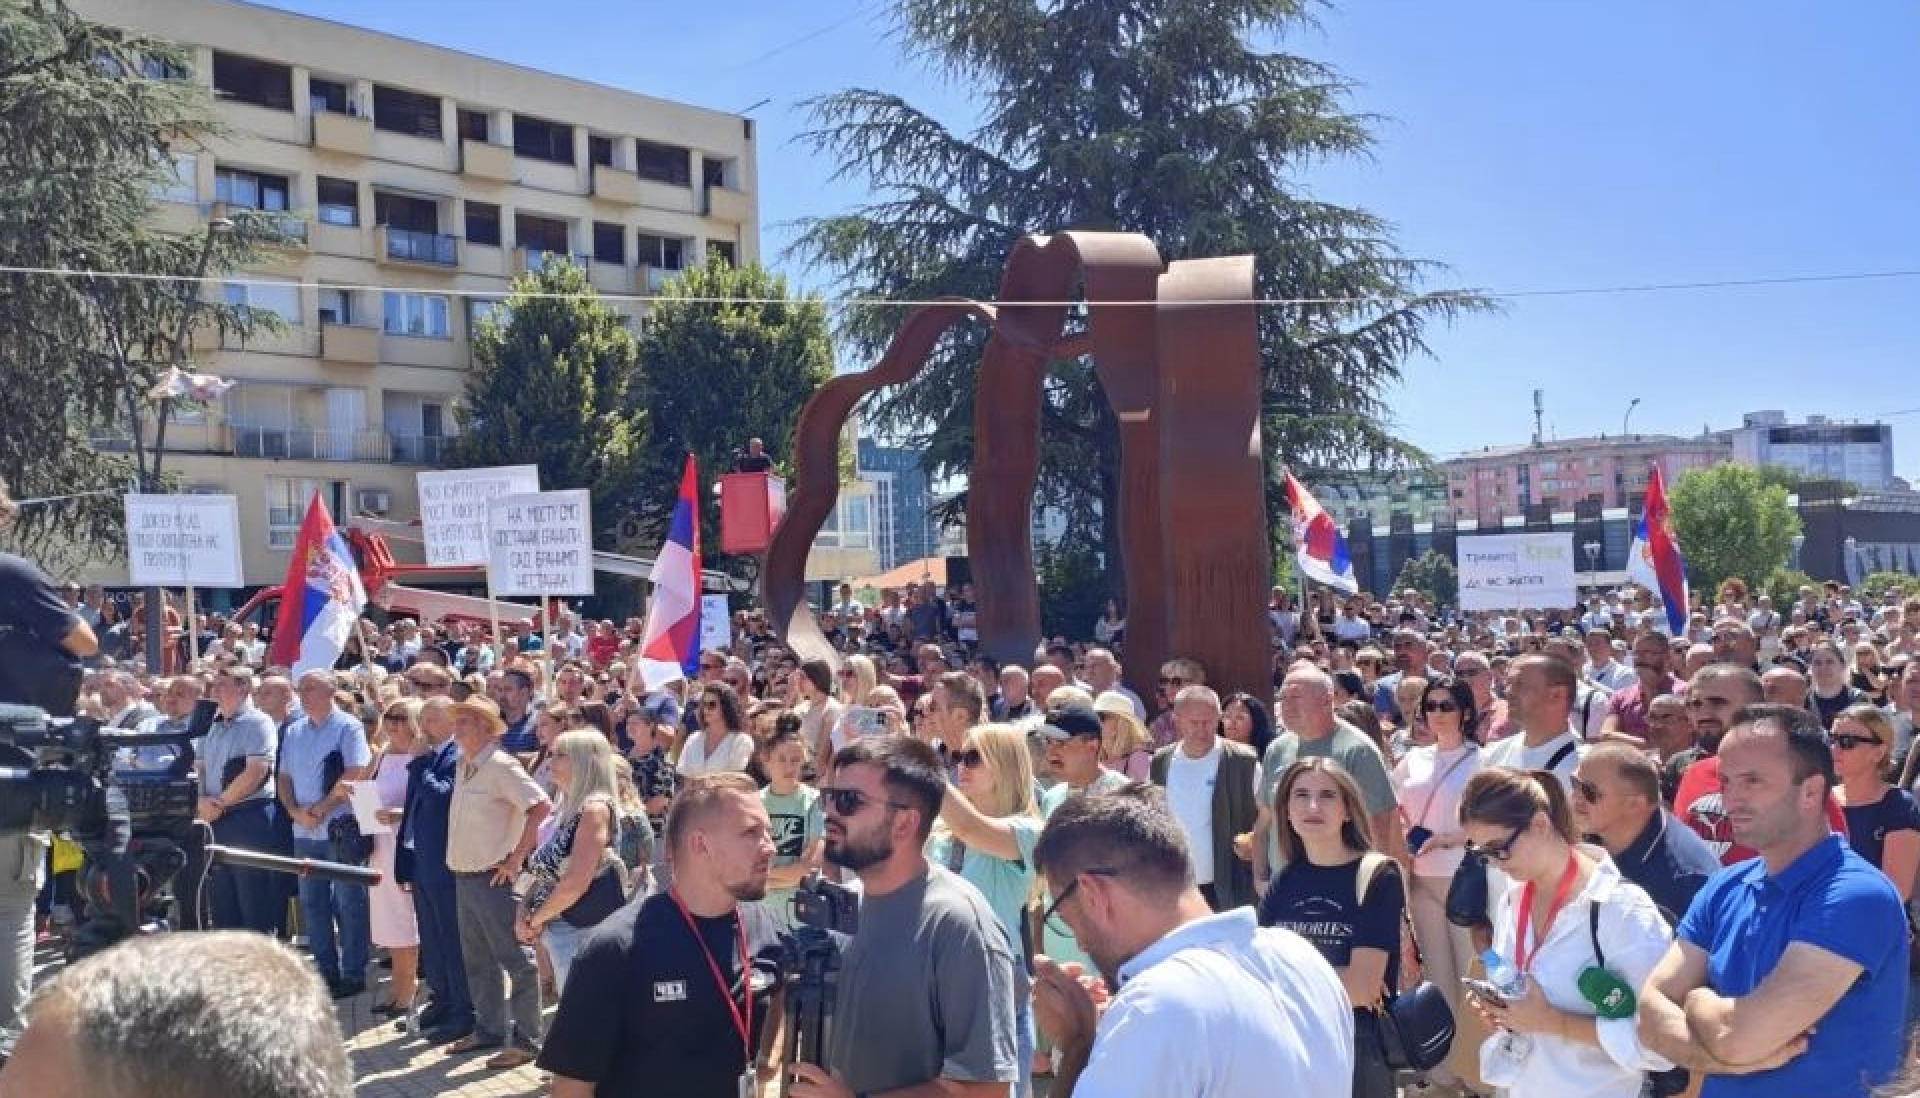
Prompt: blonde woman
<box><xmin>365</xmin><ymin>700</ymin><xmax>423</xmax><ymax>1017</ymax></box>
<box><xmin>1093</xmin><ymin>690</ymin><xmax>1153</xmax><ymax>781</ymax></box>
<box><xmin>1833</xmin><ymin>704</ymin><xmax>1920</xmax><ymax>904</ymax></box>
<box><xmin>931</xmin><ymin>723</ymin><xmax>1043</xmax><ymax>1098</ymax></box>
<box><xmin>515</xmin><ymin>730</ymin><xmax>624</xmax><ymax>995</ymax></box>
<box><xmin>824</xmin><ymin>654</ymin><xmax>881</xmax><ymax>754</ymax></box>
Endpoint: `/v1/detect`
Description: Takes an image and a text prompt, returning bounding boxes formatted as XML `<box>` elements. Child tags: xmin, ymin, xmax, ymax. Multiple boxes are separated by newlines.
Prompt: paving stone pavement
<box><xmin>338</xmin><ymin>982</ymin><xmax>552</xmax><ymax>1098</ymax></box>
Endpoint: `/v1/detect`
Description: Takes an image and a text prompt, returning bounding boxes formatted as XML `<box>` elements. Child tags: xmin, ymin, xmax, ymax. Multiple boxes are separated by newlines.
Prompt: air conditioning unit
<box><xmin>356</xmin><ymin>488</ymin><xmax>392</xmax><ymax>515</ymax></box>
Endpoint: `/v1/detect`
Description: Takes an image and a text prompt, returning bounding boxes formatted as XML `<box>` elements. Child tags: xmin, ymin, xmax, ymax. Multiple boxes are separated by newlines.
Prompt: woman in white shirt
<box><xmin>1390</xmin><ymin>674</ymin><xmax>1483</xmax><ymax>1063</ymax></box>
<box><xmin>675</xmin><ymin>682</ymin><xmax>754</xmax><ymax>777</ymax></box>
<box><xmin>1458</xmin><ymin>767</ymin><xmax>1674</xmax><ymax>1098</ymax></box>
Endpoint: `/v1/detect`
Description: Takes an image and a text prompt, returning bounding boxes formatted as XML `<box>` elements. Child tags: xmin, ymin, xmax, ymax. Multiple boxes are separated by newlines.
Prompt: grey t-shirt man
<box><xmin>1260</xmin><ymin>720</ymin><xmax>1398</xmax><ymax>873</ymax></box>
<box><xmin>200</xmin><ymin>702</ymin><xmax>277</xmax><ymax>804</ymax></box>
<box><xmin>826</xmin><ymin>865</ymin><xmax>1020</xmax><ymax>1093</ymax></box>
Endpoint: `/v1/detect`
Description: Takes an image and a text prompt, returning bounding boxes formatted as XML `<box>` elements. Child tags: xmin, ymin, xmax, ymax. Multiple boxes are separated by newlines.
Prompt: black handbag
<box><xmin>1446</xmin><ymin>847</ymin><xmax>1491</xmax><ymax>928</ymax></box>
<box><xmin>560</xmin><ymin>853</ymin><xmax>629</xmax><ymax>928</ymax></box>
<box><xmin>320</xmin><ymin>746</ymin><xmax>374</xmax><ymax>864</ymax></box>
<box><xmin>1356</xmin><ymin>854</ymin><xmax>1456</xmax><ymax>1073</ymax></box>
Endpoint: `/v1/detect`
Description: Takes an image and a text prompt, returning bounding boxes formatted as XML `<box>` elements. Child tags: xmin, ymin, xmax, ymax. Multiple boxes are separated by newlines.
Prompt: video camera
<box><xmin>780</xmin><ymin>872</ymin><xmax>859</xmax><ymax>1098</ymax></box>
<box><xmin>0</xmin><ymin>700</ymin><xmax>377</xmax><ymax>958</ymax></box>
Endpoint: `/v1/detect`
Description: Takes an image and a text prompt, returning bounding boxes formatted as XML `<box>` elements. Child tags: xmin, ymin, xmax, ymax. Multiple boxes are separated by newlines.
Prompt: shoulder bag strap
<box><xmin>1413</xmin><ymin>747</ymin><xmax>1477</xmax><ymax>827</ymax></box>
<box><xmin>1589</xmin><ymin>899</ymin><xmax>1606</xmax><ymax>969</ymax></box>
<box><xmin>1546</xmin><ymin>740</ymin><xmax>1578</xmax><ymax>774</ymax></box>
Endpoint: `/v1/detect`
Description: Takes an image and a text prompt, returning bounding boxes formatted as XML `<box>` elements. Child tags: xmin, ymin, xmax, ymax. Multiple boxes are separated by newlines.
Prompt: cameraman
<box><xmin>0</xmin><ymin>480</ymin><xmax>96</xmax><ymax>714</ymax></box>
<box><xmin>789</xmin><ymin>736</ymin><xmax>1019</xmax><ymax>1098</ymax></box>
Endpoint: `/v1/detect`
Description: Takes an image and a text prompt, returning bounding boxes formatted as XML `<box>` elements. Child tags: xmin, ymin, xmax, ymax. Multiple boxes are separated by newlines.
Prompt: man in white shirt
<box><xmin>1483</xmin><ymin>654</ymin><xmax>1583</xmax><ymax>790</ymax></box>
<box><xmin>1031</xmin><ymin>786</ymin><xmax>1352</xmax><ymax>1098</ymax></box>
<box><xmin>1148</xmin><ymin>686</ymin><xmax>1259</xmax><ymax>911</ymax></box>
<box><xmin>97</xmin><ymin>669</ymin><xmax>157</xmax><ymax>730</ymax></box>
<box><xmin>1583</xmin><ymin>629</ymin><xmax>1636</xmax><ymax>693</ymax></box>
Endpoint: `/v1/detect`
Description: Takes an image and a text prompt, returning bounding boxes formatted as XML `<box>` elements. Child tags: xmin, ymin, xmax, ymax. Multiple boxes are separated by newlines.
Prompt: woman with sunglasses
<box><xmin>515</xmin><ymin>730</ymin><xmax>624</xmax><ymax>998</ymax></box>
<box><xmin>1390</xmin><ymin>675</ymin><xmax>1482</xmax><ymax>1068</ymax></box>
<box><xmin>1458</xmin><ymin>767</ymin><xmax>1674</xmax><ymax>1097</ymax></box>
<box><xmin>676</xmin><ymin>682</ymin><xmax>754</xmax><ymax>777</ymax></box>
<box><xmin>365</xmin><ymin>700</ymin><xmax>424</xmax><ymax>1017</ymax></box>
<box><xmin>1833</xmin><ymin>704</ymin><xmax>1920</xmax><ymax>905</ymax></box>
<box><xmin>928</xmin><ymin>723</ymin><xmax>1045</xmax><ymax>1098</ymax></box>
<box><xmin>1259</xmin><ymin>759</ymin><xmax>1405</xmax><ymax>1098</ymax></box>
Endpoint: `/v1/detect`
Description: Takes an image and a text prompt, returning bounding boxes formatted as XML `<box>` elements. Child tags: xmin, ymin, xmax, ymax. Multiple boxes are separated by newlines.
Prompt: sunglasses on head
<box><xmin>819</xmin><ymin>786</ymin><xmax>910</xmax><ymax>818</ymax></box>
<box><xmin>1830</xmin><ymin>733</ymin><xmax>1883</xmax><ymax>751</ymax></box>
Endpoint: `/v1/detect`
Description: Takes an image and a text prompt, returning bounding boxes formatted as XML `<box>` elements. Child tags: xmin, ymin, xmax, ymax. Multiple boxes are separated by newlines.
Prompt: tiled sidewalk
<box><xmin>339</xmin><ymin>987</ymin><xmax>551</xmax><ymax>1098</ymax></box>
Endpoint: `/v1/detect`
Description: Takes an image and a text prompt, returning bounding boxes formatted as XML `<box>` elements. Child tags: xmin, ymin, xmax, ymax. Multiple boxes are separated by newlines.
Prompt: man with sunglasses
<box><xmin>1029</xmin><ymin>786</ymin><xmax>1351</xmax><ymax>1097</ymax></box>
<box><xmin>1571</xmin><ymin>743</ymin><xmax>1719</xmax><ymax>926</ymax></box>
<box><xmin>787</xmin><ymin>737</ymin><xmax>1019</xmax><ymax>1098</ymax></box>
<box><xmin>1147</xmin><ymin>658</ymin><xmax>1205</xmax><ymax>750</ymax></box>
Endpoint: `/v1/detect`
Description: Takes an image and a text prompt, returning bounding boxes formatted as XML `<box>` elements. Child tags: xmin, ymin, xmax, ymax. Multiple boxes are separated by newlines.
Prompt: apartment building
<box><xmin>75</xmin><ymin>0</ymin><xmax>759</xmax><ymax>586</ymax></box>
<box><xmin>1440</xmin><ymin>433</ymin><xmax>1728</xmax><ymax>527</ymax></box>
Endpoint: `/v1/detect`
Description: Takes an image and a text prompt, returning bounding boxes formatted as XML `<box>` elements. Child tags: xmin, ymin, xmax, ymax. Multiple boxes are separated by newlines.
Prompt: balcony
<box><xmin>377</xmin><ymin>226</ymin><xmax>459</xmax><ymax>268</ymax></box>
<box><xmin>591</xmin><ymin>165</ymin><xmax>642</xmax><ymax>205</ymax></box>
<box><xmin>311</xmin><ymin>110</ymin><xmax>373</xmax><ymax>156</ymax></box>
<box><xmin>704</xmin><ymin>184</ymin><xmax>752</xmax><ymax>224</ymax></box>
<box><xmin>460</xmin><ymin>138</ymin><xmax>515</xmax><ymax>182</ymax></box>
<box><xmin>230</xmin><ymin>424</ymin><xmax>390</xmax><ymax>462</ymax></box>
<box><xmin>320</xmin><ymin>322</ymin><xmax>379</xmax><ymax>366</ymax></box>
<box><xmin>390</xmin><ymin>434</ymin><xmax>449</xmax><ymax>465</ymax></box>
<box><xmin>589</xmin><ymin>261</ymin><xmax>634</xmax><ymax>297</ymax></box>
<box><xmin>513</xmin><ymin>248</ymin><xmax>590</xmax><ymax>277</ymax></box>
<box><xmin>640</xmin><ymin>265</ymin><xmax>681</xmax><ymax>294</ymax></box>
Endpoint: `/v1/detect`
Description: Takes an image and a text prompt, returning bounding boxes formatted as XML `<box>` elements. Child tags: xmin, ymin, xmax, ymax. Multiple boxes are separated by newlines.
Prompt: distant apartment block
<box><xmin>857</xmin><ymin>440</ymin><xmax>934</xmax><ymax>570</ymax></box>
<box><xmin>75</xmin><ymin>0</ymin><xmax>759</xmax><ymax>585</ymax></box>
<box><xmin>1721</xmin><ymin>410</ymin><xmax>1897</xmax><ymax>492</ymax></box>
<box><xmin>1439</xmin><ymin>434</ymin><xmax>1728</xmax><ymax>526</ymax></box>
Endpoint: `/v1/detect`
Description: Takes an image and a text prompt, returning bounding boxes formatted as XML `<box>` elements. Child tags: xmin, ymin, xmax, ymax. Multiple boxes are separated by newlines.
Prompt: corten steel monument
<box><xmin>763</xmin><ymin>231</ymin><xmax>1274</xmax><ymax>708</ymax></box>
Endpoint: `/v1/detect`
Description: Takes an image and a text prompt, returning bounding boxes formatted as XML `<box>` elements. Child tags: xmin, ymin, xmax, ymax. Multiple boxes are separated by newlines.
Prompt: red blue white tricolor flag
<box><xmin>636</xmin><ymin>454</ymin><xmax>703</xmax><ymax>690</ymax></box>
<box><xmin>1283</xmin><ymin>471</ymin><xmax>1358</xmax><ymax>594</ymax></box>
<box><xmin>267</xmin><ymin>495</ymin><xmax>368</xmax><ymax>676</ymax></box>
<box><xmin>1627</xmin><ymin>463</ymin><xmax>1690</xmax><ymax>633</ymax></box>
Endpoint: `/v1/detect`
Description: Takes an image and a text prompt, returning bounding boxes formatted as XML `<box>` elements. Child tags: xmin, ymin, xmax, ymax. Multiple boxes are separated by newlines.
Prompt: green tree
<box><xmin>1037</xmin><ymin>542</ymin><xmax>1107</xmax><ymax>641</ymax></box>
<box><xmin>0</xmin><ymin>1</ymin><xmax>287</xmax><ymax>571</ymax></box>
<box><xmin>1392</xmin><ymin>549</ymin><xmax>1459</xmax><ymax>607</ymax></box>
<box><xmin>446</xmin><ymin>259</ymin><xmax>647</xmax><ymax>534</ymax></box>
<box><xmin>1668</xmin><ymin>465</ymin><xmax>1802</xmax><ymax>598</ymax></box>
<box><xmin>1762</xmin><ymin>567</ymin><xmax>1818</xmax><ymax>610</ymax></box>
<box><xmin>793</xmin><ymin>0</ymin><xmax>1487</xmax><ymax>590</ymax></box>
<box><xmin>1859</xmin><ymin>571</ymin><xmax>1920</xmax><ymax>603</ymax></box>
<box><xmin>635</xmin><ymin>256</ymin><xmax>834</xmax><ymax>548</ymax></box>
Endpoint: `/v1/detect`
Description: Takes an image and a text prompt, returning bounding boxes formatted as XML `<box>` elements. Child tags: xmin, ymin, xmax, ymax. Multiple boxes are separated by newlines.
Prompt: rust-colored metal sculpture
<box><xmin>763</xmin><ymin>231</ymin><xmax>1273</xmax><ymax>708</ymax></box>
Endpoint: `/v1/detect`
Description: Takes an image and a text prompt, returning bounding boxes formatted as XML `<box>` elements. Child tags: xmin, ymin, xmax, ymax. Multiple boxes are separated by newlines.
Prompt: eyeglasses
<box><xmin>953</xmin><ymin>748</ymin><xmax>986</xmax><ymax>769</ymax></box>
<box><xmin>839</xmin><ymin>669</ymin><xmax>857</xmax><ymax>678</ymax></box>
<box><xmin>701</xmin><ymin>700</ymin><xmax>721</xmax><ymax>710</ymax></box>
<box><xmin>1571</xmin><ymin>776</ymin><xmax>1604</xmax><ymax>803</ymax></box>
<box><xmin>1464</xmin><ymin>824</ymin><xmax>1526</xmax><ymax>862</ymax></box>
<box><xmin>1457</xmin><ymin>667</ymin><xmax>1489</xmax><ymax>678</ymax></box>
<box><xmin>1422</xmin><ymin>700</ymin><xmax>1458</xmax><ymax>714</ymax></box>
<box><xmin>1158</xmin><ymin>676</ymin><xmax>1186</xmax><ymax>687</ymax></box>
<box><xmin>382</xmin><ymin>709</ymin><xmax>410</xmax><ymax>721</ymax></box>
<box><xmin>1830</xmin><ymin>734</ymin><xmax>1883</xmax><ymax>751</ymax></box>
<box><xmin>819</xmin><ymin>786</ymin><xmax>911</xmax><ymax>818</ymax></box>
<box><xmin>700</xmin><ymin>662</ymin><xmax>725</xmax><ymax>672</ymax></box>
<box><xmin>1039</xmin><ymin>868</ymin><xmax>1120</xmax><ymax>935</ymax></box>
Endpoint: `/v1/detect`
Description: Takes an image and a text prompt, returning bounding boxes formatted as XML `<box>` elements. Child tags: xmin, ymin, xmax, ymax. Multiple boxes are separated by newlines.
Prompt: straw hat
<box><xmin>448</xmin><ymin>695</ymin><xmax>507</xmax><ymax>738</ymax></box>
<box><xmin>1092</xmin><ymin>691</ymin><xmax>1151</xmax><ymax>753</ymax></box>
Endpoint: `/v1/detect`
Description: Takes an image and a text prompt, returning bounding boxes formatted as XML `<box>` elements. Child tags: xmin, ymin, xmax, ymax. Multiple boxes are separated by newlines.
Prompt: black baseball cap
<box><xmin>1039</xmin><ymin>704</ymin><xmax>1103</xmax><ymax>741</ymax></box>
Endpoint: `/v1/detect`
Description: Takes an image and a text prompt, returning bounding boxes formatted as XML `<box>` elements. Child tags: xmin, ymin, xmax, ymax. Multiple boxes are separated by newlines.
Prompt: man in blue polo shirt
<box><xmin>1638</xmin><ymin>704</ymin><xmax>1907</xmax><ymax>1098</ymax></box>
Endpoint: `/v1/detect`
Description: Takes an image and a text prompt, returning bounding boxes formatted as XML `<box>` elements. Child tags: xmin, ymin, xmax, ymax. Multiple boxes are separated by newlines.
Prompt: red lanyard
<box><xmin>669</xmin><ymin>890</ymin><xmax>753</xmax><ymax>1059</ymax></box>
<box><xmin>1513</xmin><ymin>852</ymin><xmax>1580</xmax><ymax>974</ymax></box>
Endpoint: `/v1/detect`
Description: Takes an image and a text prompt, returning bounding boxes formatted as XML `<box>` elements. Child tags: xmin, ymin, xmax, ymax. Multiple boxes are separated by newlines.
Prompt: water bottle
<box><xmin>1481</xmin><ymin>949</ymin><xmax>1533</xmax><ymax>1061</ymax></box>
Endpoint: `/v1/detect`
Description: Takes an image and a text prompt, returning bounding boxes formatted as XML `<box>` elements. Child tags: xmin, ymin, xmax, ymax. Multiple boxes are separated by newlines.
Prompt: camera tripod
<box><xmin>780</xmin><ymin>927</ymin><xmax>841</xmax><ymax>1098</ymax></box>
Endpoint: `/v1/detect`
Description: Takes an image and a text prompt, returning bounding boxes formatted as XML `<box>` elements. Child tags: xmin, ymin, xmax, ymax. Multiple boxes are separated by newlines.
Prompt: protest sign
<box><xmin>417</xmin><ymin>466</ymin><xmax>540</xmax><ymax>567</ymax></box>
<box><xmin>1456</xmin><ymin>533</ymin><xmax>1578</xmax><ymax>610</ymax></box>
<box><xmin>486</xmin><ymin>490</ymin><xmax>594</xmax><ymax>597</ymax></box>
<box><xmin>700</xmin><ymin>594</ymin><xmax>731</xmax><ymax>655</ymax></box>
<box><xmin>124</xmin><ymin>494</ymin><xmax>243</xmax><ymax>588</ymax></box>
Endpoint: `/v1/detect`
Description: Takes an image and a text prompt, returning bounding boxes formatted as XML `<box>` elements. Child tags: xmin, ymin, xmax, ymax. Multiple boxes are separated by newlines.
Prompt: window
<box><xmin>268</xmin><ymin>478</ymin><xmax>348</xmax><ymax>549</ymax></box>
<box><xmin>515</xmin><ymin>213</ymin><xmax>570</xmax><ymax>255</ymax></box>
<box><xmin>309</xmin><ymin>77</ymin><xmax>349</xmax><ymax>116</ymax></box>
<box><xmin>211</xmin><ymin>52</ymin><xmax>292</xmax><ymax>111</ymax></box>
<box><xmin>513</xmin><ymin>114</ymin><xmax>573</xmax><ymax>164</ymax></box>
<box><xmin>316</xmin><ymin>287</ymin><xmax>353</xmax><ymax>326</ymax></box>
<box><xmin>383</xmin><ymin>292</ymin><xmax>450</xmax><ymax>338</ymax></box>
<box><xmin>373</xmin><ymin>85</ymin><xmax>442</xmax><ymax>139</ymax></box>
<box><xmin>707</xmin><ymin>239</ymin><xmax>737</xmax><ymax>266</ymax></box>
<box><xmin>468</xmin><ymin>299</ymin><xmax>510</xmax><ymax>332</ymax></box>
<box><xmin>636</xmin><ymin>141</ymin><xmax>691</xmax><ymax>186</ymax></box>
<box><xmin>316</xmin><ymin>177</ymin><xmax>358</xmax><ymax>226</ymax></box>
<box><xmin>223</xmin><ymin>280</ymin><xmax>301</xmax><ymax>324</ymax></box>
<box><xmin>465</xmin><ymin>202</ymin><xmax>501</xmax><ymax>246</ymax></box>
<box><xmin>588</xmin><ymin>135</ymin><xmax>614</xmax><ymax>167</ymax></box>
<box><xmin>458</xmin><ymin>109</ymin><xmax>489</xmax><ymax>143</ymax></box>
<box><xmin>373</xmin><ymin>191</ymin><xmax>439</xmax><ymax>233</ymax></box>
<box><xmin>703</xmin><ymin>157</ymin><xmax>735</xmax><ymax>189</ymax></box>
<box><xmin>215</xmin><ymin>167</ymin><xmax>289</xmax><ymax>212</ymax></box>
<box><xmin>153</xmin><ymin>154</ymin><xmax>197</xmax><ymax>204</ymax></box>
<box><xmin>138</xmin><ymin>53</ymin><xmax>189</xmax><ymax>81</ymax></box>
<box><xmin>637</xmin><ymin>233</ymin><xmax>686</xmax><ymax>270</ymax></box>
<box><xmin>592</xmin><ymin>222</ymin><xmax>625</xmax><ymax>265</ymax></box>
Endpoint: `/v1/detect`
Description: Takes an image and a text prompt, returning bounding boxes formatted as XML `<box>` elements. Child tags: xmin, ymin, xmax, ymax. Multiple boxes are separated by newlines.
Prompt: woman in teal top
<box><xmin>932</xmin><ymin>721</ymin><xmax>1043</xmax><ymax>1098</ymax></box>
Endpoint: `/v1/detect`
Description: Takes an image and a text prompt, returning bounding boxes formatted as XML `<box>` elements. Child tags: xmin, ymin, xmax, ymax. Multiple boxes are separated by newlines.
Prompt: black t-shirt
<box><xmin>0</xmin><ymin>552</ymin><xmax>77</xmax><ymax>646</ymax></box>
<box><xmin>0</xmin><ymin>551</ymin><xmax>82</xmax><ymax>711</ymax></box>
<box><xmin>538</xmin><ymin>892</ymin><xmax>789</xmax><ymax>1097</ymax></box>
<box><xmin>1809</xmin><ymin>686</ymin><xmax>1866</xmax><ymax>730</ymax></box>
<box><xmin>1258</xmin><ymin>855</ymin><xmax>1403</xmax><ymax>1000</ymax></box>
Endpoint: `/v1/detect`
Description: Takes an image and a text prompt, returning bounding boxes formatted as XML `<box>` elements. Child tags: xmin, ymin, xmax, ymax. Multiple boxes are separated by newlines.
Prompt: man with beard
<box><xmin>788</xmin><ymin>737</ymin><xmax>1019</xmax><ymax>1098</ymax></box>
<box><xmin>1599</xmin><ymin>631</ymin><xmax>1682</xmax><ymax>744</ymax></box>
<box><xmin>1029</xmin><ymin>785</ymin><xmax>1352</xmax><ymax>1097</ymax></box>
<box><xmin>539</xmin><ymin>773</ymin><xmax>786</xmax><ymax>1098</ymax></box>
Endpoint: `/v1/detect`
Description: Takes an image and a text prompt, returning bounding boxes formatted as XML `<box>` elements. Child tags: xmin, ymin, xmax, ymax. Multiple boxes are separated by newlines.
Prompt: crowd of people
<box><xmin>7</xmin><ymin>552</ymin><xmax>1920</xmax><ymax>1098</ymax></box>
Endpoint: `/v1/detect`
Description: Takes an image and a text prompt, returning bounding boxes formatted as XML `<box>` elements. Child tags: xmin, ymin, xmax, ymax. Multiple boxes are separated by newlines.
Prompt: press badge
<box><xmin>653</xmin><ymin>980</ymin><xmax>687</xmax><ymax>1002</ymax></box>
<box><xmin>738</xmin><ymin>1069</ymin><xmax>755</xmax><ymax>1098</ymax></box>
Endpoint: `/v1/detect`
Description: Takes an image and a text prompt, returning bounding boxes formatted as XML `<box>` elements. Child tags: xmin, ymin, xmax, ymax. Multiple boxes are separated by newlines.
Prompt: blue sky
<box><xmin>256</xmin><ymin>0</ymin><xmax>1920</xmax><ymax>481</ymax></box>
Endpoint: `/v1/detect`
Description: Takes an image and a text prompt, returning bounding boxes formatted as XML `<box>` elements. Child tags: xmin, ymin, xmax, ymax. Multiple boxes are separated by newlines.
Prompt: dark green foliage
<box><xmin>1391</xmin><ymin>549</ymin><xmax>1458</xmax><ymax>607</ymax></box>
<box><xmin>1668</xmin><ymin>465</ymin><xmax>1802</xmax><ymax>598</ymax></box>
<box><xmin>1037</xmin><ymin>541</ymin><xmax>1107</xmax><ymax>641</ymax></box>
<box><xmin>791</xmin><ymin>0</ymin><xmax>1488</xmax><ymax>586</ymax></box>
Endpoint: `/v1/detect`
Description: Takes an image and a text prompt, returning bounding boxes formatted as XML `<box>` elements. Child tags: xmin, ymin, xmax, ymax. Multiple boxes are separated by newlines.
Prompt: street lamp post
<box><xmin>1623</xmin><ymin>398</ymin><xmax>1641</xmax><ymax>438</ymax></box>
<box><xmin>1791</xmin><ymin>534</ymin><xmax>1805</xmax><ymax>573</ymax></box>
<box><xmin>1844</xmin><ymin>536</ymin><xmax>1859</xmax><ymax>585</ymax></box>
<box><xmin>1583</xmin><ymin>539</ymin><xmax>1601</xmax><ymax>594</ymax></box>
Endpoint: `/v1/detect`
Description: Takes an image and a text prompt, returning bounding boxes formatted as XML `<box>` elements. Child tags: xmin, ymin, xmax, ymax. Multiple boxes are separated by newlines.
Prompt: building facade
<box><xmin>1439</xmin><ymin>434</ymin><xmax>1728</xmax><ymax>527</ymax></box>
<box><xmin>856</xmin><ymin>440</ymin><xmax>934</xmax><ymax>570</ymax></box>
<box><xmin>78</xmin><ymin>0</ymin><xmax>759</xmax><ymax>585</ymax></box>
<box><xmin>1721</xmin><ymin>410</ymin><xmax>1897</xmax><ymax>492</ymax></box>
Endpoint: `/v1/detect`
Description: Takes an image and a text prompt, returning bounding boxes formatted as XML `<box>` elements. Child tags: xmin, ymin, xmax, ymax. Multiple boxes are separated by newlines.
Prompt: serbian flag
<box><xmin>1628</xmin><ymin>464</ymin><xmax>1690</xmax><ymax>633</ymax></box>
<box><xmin>636</xmin><ymin>454</ymin><xmax>702</xmax><ymax>689</ymax></box>
<box><xmin>1283</xmin><ymin>471</ymin><xmax>1358</xmax><ymax>594</ymax></box>
<box><xmin>268</xmin><ymin>495</ymin><xmax>368</xmax><ymax>675</ymax></box>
